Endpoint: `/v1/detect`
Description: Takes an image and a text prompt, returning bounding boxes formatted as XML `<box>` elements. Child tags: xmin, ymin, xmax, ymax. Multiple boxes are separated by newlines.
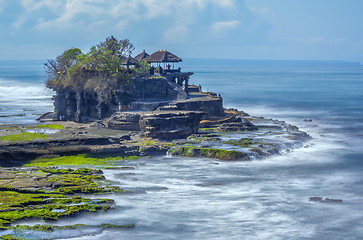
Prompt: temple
<box><xmin>48</xmin><ymin>47</ymin><xmax>224</xmax><ymax>125</ymax></box>
<box><xmin>124</xmin><ymin>50</ymin><xmax>193</xmax><ymax>94</ymax></box>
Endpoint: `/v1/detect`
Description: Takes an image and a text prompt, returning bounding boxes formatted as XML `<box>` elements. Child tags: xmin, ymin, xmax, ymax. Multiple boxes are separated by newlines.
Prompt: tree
<box><xmin>45</xmin><ymin>36</ymin><xmax>137</xmax><ymax>102</ymax></box>
<box><xmin>45</xmin><ymin>48</ymin><xmax>82</xmax><ymax>90</ymax></box>
<box><xmin>76</xmin><ymin>36</ymin><xmax>134</xmax><ymax>77</ymax></box>
<box><xmin>134</xmin><ymin>59</ymin><xmax>150</xmax><ymax>77</ymax></box>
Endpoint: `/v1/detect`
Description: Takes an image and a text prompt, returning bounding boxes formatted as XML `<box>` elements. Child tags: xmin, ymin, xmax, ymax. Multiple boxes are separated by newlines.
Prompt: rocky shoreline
<box><xmin>0</xmin><ymin>107</ymin><xmax>311</xmax><ymax>165</ymax></box>
<box><xmin>0</xmin><ymin>85</ymin><xmax>312</xmax><ymax>238</ymax></box>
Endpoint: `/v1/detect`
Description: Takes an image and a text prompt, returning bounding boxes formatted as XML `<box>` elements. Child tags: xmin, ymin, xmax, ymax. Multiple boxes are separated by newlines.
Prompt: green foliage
<box><xmin>0</xmin><ymin>132</ymin><xmax>48</xmax><ymax>142</ymax></box>
<box><xmin>45</xmin><ymin>36</ymin><xmax>136</xmax><ymax>103</ymax></box>
<box><xmin>134</xmin><ymin>59</ymin><xmax>150</xmax><ymax>77</ymax></box>
<box><xmin>45</xmin><ymin>48</ymin><xmax>82</xmax><ymax>90</ymax></box>
<box><xmin>24</xmin><ymin>154</ymin><xmax>139</xmax><ymax>167</ymax></box>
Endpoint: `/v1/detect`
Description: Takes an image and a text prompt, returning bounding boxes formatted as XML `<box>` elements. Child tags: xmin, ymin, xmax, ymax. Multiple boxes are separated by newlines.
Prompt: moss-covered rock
<box><xmin>0</xmin><ymin>132</ymin><xmax>48</xmax><ymax>142</ymax></box>
<box><xmin>0</xmin><ymin>167</ymin><xmax>128</xmax><ymax>230</ymax></box>
<box><xmin>223</xmin><ymin>138</ymin><xmax>256</xmax><ymax>148</ymax></box>
<box><xmin>24</xmin><ymin>154</ymin><xmax>139</xmax><ymax>167</ymax></box>
<box><xmin>170</xmin><ymin>146</ymin><xmax>249</xmax><ymax>161</ymax></box>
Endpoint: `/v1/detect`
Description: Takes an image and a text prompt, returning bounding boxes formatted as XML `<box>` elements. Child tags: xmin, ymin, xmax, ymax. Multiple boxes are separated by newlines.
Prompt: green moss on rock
<box><xmin>24</xmin><ymin>154</ymin><xmax>139</xmax><ymax>167</ymax></box>
<box><xmin>0</xmin><ymin>132</ymin><xmax>48</xmax><ymax>142</ymax></box>
<box><xmin>223</xmin><ymin>138</ymin><xmax>256</xmax><ymax>148</ymax></box>
<box><xmin>0</xmin><ymin>167</ymin><xmax>127</xmax><ymax>230</ymax></box>
<box><xmin>170</xmin><ymin>146</ymin><xmax>250</xmax><ymax>161</ymax></box>
<box><xmin>36</xmin><ymin>124</ymin><xmax>64</xmax><ymax>130</ymax></box>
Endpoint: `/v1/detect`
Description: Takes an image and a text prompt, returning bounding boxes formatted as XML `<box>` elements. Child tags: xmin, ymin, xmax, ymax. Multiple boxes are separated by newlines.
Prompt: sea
<box><xmin>1</xmin><ymin>59</ymin><xmax>363</xmax><ymax>239</ymax></box>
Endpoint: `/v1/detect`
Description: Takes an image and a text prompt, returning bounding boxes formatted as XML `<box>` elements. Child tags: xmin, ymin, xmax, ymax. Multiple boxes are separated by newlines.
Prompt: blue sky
<box><xmin>1</xmin><ymin>0</ymin><xmax>363</xmax><ymax>62</ymax></box>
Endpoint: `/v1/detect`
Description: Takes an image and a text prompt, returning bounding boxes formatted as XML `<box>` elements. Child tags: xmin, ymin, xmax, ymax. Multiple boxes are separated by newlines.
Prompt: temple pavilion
<box><xmin>132</xmin><ymin>49</ymin><xmax>193</xmax><ymax>94</ymax></box>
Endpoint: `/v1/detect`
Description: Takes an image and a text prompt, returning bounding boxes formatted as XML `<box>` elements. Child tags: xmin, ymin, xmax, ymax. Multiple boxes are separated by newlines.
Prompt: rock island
<box><xmin>0</xmin><ymin>37</ymin><xmax>311</xmax><ymax>237</ymax></box>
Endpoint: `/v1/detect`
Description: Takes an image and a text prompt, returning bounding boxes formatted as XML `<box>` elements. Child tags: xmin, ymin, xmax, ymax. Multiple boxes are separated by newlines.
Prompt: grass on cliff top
<box><xmin>24</xmin><ymin>154</ymin><xmax>139</xmax><ymax>167</ymax></box>
<box><xmin>0</xmin><ymin>132</ymin><xmax>48</xmax><ymax>142</ymax></box>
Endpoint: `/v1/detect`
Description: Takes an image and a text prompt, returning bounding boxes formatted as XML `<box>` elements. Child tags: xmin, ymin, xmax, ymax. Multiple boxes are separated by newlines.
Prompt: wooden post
<box><xmin>177</xmin><ymin>77</ymin><xmax>182</xmax><ymax>86</ymax></box>
<box><xmin>185</xmin><ymin>76</ymin><xmax>189</xmax><ymax>95</ymax></box>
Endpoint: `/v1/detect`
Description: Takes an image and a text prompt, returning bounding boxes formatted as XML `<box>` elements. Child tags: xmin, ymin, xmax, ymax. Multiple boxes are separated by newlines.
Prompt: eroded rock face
<box><xmin>54</xmin><ymin>90</ymin><xmax>114</xmax><ymax>122</ymax></box>
<box><xmin>139</xmin><ymin>111</ymin><xmax>204</xmax><ymax>140</ymax></box>
<box><xmin>52</xmin><ymin>78</ymin><xmax>180</xmax><ymax>122</ymax></box>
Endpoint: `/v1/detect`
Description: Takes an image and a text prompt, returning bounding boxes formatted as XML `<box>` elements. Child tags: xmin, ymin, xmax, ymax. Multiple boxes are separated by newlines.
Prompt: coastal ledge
<box><xmin>0</xmin><ymin>107</ymin><xmax>311</xmax><ymax>164</ymax></box>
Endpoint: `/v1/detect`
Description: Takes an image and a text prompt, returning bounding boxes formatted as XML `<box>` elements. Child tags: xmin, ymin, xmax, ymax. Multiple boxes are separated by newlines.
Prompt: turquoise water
<box><xmin>1</xmin><ymin>60</ymin><xmax>363</xmax><ymax>239</ymax></box>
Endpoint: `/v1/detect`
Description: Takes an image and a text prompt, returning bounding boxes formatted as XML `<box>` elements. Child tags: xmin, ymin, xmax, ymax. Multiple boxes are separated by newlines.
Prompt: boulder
<box><xmin>105</xmin><ymin>112</ymin><xmax>141</xmax><ymax>130</ymax></box>
<box><xmin>139</xmin><ymin>111</ymin><xmax>204</xmax><ymax>140</ymax></box>
<box><xmin>174</xmin><ymin>96</ymin><xmax>224</xmax><ymax>117</ymax></box>
<box><xmin>309</xmin><ymin>197</ymin><xmax>343</xmax><ymax>203</ymax></box>
<box><xmin>170</xmin><ymin>146</ymin><xmax>250</xmax><ymax>161</ymax></box>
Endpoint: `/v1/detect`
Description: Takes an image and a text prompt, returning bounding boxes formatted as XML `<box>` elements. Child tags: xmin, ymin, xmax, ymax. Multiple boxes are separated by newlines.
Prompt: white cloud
<box><xmin>211</xmin><ymin>20</ymin><xmax>240</xmax><ymax>33</ymax></box>
<box><xmin>21</xmin><ymin>0</ymin><xmax>60</xmax><ymax>11</ymax></box>
<box><xmin>214</xmin><ymin>0</ymin><xmax>235</xmax><ymax>8</ymax></box>
<box><xmin>13</xmin><ymin>16</ymin><xmax>27</xmax><ymax>28</ymax></box>
<box><xmin>35</xmin><ymin>0</ymin><xmax>106</xmax><ymax>30</ymax></box>
<box><xmin>15</xmin><ymin>0</ymin><xmax>238</xmax><ymax>31</ymax></box>
<box><xmin>8</xmin><ymin>0</ymin><xmax>267</xmax><ymax>51</ymax></box>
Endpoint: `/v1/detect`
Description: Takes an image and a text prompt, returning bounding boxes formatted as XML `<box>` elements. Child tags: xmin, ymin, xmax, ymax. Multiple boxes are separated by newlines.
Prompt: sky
<box><xmin>1</xmin><ymin>0</ymin><xmax>363</xmax><ymax>62</ymax></box>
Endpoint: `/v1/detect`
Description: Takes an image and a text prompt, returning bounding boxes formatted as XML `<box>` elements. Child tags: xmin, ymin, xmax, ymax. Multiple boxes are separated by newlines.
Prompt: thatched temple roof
<box><xmin>121</xmin><ymin>55</ymin><xmax>138</xmax><ymax>65</ymax></box>
<box><xmin>134</xmin><ymin>50</ymin><xmax>149</xmax><ymax>62</ymax></box>
<box><xmin>147</xmin><ymin>50</ymin><xmax>182</xmax><ymax>63</ymax></box>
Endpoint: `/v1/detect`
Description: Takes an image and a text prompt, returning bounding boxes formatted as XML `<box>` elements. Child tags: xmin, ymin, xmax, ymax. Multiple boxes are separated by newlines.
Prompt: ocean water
<box><xmin>1</xmin><ymin>60</ymin><xmax>363</xmax><ymax>239</ymax></box>
<box><xmin>0</xmin><ymin>60</ymin><xmax>54</xmax><ymax>124</ymax></box>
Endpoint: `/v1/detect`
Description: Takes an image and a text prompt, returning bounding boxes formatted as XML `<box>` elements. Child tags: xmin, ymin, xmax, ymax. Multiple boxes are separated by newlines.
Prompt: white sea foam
<box><xmin>0</xmin><ymin>79</ymin><xmax>54</xmax><ymax>124</ymax></box>
<box><xmin>0</xmin><ymin>79</ymin><xmax>53</xmax><ymax>103</ymax></box>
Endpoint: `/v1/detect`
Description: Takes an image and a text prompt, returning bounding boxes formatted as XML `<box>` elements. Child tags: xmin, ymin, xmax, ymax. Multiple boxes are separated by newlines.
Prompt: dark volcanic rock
<box><xmin>105</xmin><ymin>112</ymin><xmax>141</xmax><ymax>130</ymax></box>
<box><xmin>216</xmin><ymin>118</ymin><xmax>258</xmax><ymax>131</ymax></box>
<box><xmin>0</xmin><ymin>136</ymin><xmax>139</xmax><ymax>164</ymax></box>
<box><xmin>104</xmin><ymin>110</ymin><xmax>204</xmax><ymax>140</ymax></box>
<box><xmin>309</xmin><ymin>197</ymin><xmax>323</xmax><ymax>202</ymax></box>
<box><xmin>288</xmin><ymin>132</ymin><xmax>312</xmax><ymax>141</ymax></box>
<box><xmin>174</xmin><ymin>96</ymin><xmax>224</xmax><ymax>117</ymax></box>
<box><xmin>170</xmin><ymin>146</ymin><xmax>250</xmax><ymax>161</ymax></box>
<box><xmin>139</xmin><ymin>111</ymin><xmax>204</xmax><ymax>140</ymax></box>
<box><xmin>52</xmin><ymin>77</ymin><xmax>180</xmax><ymax>122</ymax></box>
<box><xmin>309</xmin><ymin>197</ymin><xmax>343</xmax><ymax>203</ymax></box>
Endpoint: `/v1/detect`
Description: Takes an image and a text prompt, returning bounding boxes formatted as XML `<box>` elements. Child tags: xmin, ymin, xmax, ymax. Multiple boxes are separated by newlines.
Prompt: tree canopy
<box><xmin>45</xmin><ymin>36</ymin><xmax>149</xmax><ymax>101</ymax></box>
